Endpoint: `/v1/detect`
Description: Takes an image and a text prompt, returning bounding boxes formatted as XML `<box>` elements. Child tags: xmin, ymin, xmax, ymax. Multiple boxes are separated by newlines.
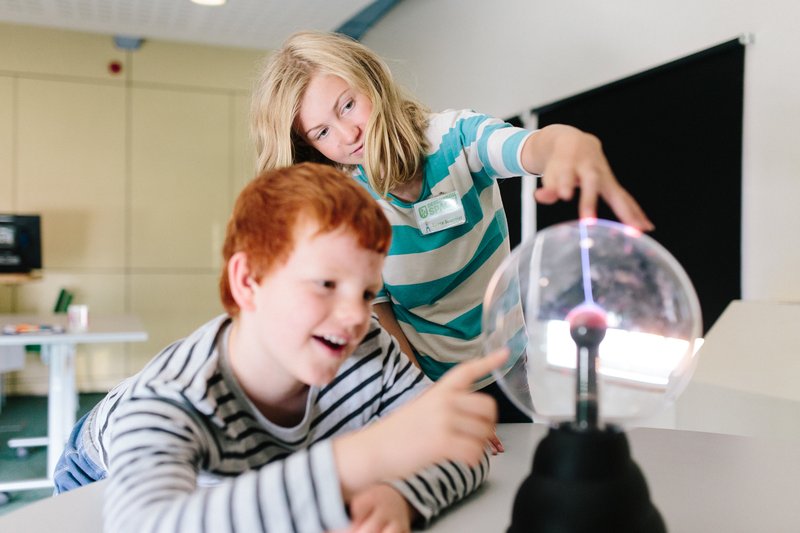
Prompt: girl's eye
<box><xmin>342</xmin><ymin>99</ymin><xmax>354</xmax><ymax>113</ymax></box>
<box><xmin>315</xmin><ymin>127</ymin><xmax>329</xmax><ymax>141</ymax></box>
<box><xmin>320</xmin><ymin>280</ymin><xmax>336</xmax><ymax>290</ymax></box>
<box><xmin>363</xmin><ymin>290</ymin><xmax>376</xmax><ymax>301</ymax></box>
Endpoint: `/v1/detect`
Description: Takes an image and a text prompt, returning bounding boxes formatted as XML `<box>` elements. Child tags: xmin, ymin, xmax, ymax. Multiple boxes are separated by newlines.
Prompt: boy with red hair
<box><xmin>54</xmin><ymin>163</ymin><xmax>506</xmax><ymax>533</ymax></box>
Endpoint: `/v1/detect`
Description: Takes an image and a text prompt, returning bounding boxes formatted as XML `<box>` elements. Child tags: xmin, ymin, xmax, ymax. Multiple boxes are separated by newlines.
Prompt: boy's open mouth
<box><xmin>314</xmin><ymin>334</ymin><xmax>347</xmax><ymax>351</ymax></box>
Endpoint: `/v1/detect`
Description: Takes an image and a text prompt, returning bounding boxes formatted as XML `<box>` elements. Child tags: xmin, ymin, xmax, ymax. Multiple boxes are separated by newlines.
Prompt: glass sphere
<box><xmin>482</xmin><ymin>219</ymin><xmax>702</xmax><ymax>426</ymax></box>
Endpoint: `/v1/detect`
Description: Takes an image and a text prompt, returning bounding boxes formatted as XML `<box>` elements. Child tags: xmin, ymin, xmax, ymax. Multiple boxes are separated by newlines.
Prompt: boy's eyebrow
<box><xmin>303</xmin><ymin>89</ymin><xmax>350</xmax><ymax>137</ymax></box>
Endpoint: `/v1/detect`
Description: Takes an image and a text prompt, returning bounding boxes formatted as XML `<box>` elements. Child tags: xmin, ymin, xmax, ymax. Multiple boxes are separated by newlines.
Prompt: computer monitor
<box><xmin>0</xmin><ymin>214</ymin><xmax>42</xmax><ymax>273</ymax></box>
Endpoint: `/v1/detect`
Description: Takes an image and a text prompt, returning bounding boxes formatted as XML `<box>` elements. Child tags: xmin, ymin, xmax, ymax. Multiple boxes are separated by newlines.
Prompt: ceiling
<box><xmin>0</xmin><ymin>0</ymin><xmax>395</xmax><ymax>50</ymax></box>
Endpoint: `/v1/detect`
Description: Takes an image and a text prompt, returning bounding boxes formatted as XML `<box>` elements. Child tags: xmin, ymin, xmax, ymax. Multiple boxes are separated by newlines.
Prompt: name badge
<box><xmin>413</xmin><ymin>191</ymin><xmax>466</xmax><ymax>235</ymax></box>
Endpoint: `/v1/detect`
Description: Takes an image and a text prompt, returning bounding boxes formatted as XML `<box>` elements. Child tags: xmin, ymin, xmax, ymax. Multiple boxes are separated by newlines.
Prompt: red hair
<box><xmin>220</xmin><ymin>162</ymin><xmax>391</xmax><ymax>316</ymax></box>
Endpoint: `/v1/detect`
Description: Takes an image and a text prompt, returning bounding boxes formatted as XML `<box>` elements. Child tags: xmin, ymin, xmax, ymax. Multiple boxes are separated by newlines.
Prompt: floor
<box><xmin>0</xmin><ymin>393</ymin><xmax>104</xmax><ymax>517</ymax></box>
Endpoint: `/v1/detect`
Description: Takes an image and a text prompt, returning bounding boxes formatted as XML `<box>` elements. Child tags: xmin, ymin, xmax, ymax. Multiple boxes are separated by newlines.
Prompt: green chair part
<box><xmin>53</xmin><ymin>288</ymin><xmax>73</xmax><ymax>313</ymax></box>
<box><xmin>26</xmin><ymin>288</ymin><xmax>74</xmax><ymax>353</ymax></box>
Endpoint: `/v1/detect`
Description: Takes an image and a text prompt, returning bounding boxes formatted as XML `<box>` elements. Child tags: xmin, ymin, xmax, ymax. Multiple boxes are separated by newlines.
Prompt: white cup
<box><xmin>67</xmin><ymin>304</ymin><xmax>89</xmax><ymax>332</ymax></box>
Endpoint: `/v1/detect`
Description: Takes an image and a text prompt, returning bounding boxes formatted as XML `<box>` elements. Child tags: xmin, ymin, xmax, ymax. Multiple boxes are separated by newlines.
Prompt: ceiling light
<box><xmin>191</xmin><ymin>0</ymin><xmax>226</xmax><ymax>6</ymax></box>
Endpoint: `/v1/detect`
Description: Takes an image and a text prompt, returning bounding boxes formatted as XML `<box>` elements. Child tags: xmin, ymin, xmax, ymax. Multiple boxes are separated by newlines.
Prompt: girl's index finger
<box><xmin>577</xmin><ymin>171</ymin><xmax>600</xmax><ymax>221</ymax></box>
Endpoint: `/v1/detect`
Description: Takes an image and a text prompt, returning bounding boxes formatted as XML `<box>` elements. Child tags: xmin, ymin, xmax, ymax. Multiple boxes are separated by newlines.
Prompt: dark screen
<box><xmin>510</xmin><ymin>40</ymin><xmax>745</xmax><ymax>332</ymax></box>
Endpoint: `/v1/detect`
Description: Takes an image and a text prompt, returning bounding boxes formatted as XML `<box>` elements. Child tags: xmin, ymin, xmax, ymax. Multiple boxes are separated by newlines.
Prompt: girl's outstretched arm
<box><xmin>521</xmin><ymin>124</ymin><xmax>654</xmax><ymax>231</ymax></box>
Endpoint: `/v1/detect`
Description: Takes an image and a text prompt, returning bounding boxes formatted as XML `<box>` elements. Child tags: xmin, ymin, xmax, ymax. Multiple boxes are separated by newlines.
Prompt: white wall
<box><xmin>0</xmin><ymin>23</ymin><xmax>261</xmax><ymax>393</ymax></box>
<box><xmin>364</xmin><ymin>0</ymin><xmax>800</xmax><ymax>304</ymax></box>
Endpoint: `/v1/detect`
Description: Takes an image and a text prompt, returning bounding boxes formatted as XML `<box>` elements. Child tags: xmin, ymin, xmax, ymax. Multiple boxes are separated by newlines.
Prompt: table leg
<box><xmin>44</xmin><ymin>343</ymin><xmax>77</xmax><ymax>480</ymax></box>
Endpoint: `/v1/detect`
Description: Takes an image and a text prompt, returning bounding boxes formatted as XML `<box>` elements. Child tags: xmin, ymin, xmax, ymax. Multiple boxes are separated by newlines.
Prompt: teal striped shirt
<box><xmin>355</xmin><ymin>109</ymin><xmax>533</xmax><ymax>380</ymax></box>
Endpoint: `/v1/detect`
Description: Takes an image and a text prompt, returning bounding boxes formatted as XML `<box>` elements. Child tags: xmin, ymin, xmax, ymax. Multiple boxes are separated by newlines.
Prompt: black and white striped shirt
<box><xmin>79</xmin><ymin>314</ymin><xmax>489</xmax><ymax>532</ymax></box>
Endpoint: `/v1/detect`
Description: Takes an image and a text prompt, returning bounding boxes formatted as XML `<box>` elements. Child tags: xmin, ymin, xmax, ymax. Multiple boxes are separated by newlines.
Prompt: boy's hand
<box><xmin>345</xmin><ymin>484</ymin><xmax>415</xmax><ymax>533</ymax></box>
<box><xmin>334</xmin><ymin>349</ymin><xmax>508</xmax><ymax>498</ymax></box>
<box><xmin>525</xmin><ymin>124</ymin><xmax>654</xmax><ymax>231</ymax></box>
<box><xmin>390</xmin><ymin>348</ymin><xmax>508</xmax><ymax>468</ymax></box>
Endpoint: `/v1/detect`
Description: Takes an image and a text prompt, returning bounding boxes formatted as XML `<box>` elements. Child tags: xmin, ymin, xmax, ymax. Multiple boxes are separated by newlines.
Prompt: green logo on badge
<box><xmin>419</xmin><ymin>206</ymin><xmax>428</xmax><ymax>219</ymax></box>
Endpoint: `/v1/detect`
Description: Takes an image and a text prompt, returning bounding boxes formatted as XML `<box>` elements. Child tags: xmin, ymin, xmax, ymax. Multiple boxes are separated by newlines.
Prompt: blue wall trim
<box><xmin>335</xmin><ymin>0</ymin><xmax>403</xmax><ymax>40</ymax></box>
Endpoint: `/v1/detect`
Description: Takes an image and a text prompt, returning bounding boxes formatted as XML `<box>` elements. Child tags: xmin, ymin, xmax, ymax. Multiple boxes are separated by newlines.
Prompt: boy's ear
<box><xmin>228</xmin><ymin>251</ymin><xmax>257</xmax><ymax>313</ymax></box>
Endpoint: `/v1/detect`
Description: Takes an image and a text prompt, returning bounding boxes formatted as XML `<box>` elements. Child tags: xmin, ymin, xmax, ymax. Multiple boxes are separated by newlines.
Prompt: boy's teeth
<box><xmin>322</xmin><ymin>334</ymin><xmax>346</xmax><ymax>346</ymax></box>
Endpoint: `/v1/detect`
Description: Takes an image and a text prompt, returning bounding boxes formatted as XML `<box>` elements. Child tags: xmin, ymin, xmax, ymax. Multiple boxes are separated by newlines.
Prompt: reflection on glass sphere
<box><xmin>482</xmin><ymin>219</ymin><xmax>702</xmax><ymax>425</ymax></box>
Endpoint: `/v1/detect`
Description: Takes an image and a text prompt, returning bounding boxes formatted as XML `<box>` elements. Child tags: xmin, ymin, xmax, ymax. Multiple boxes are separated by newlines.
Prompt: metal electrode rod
<box><xmin>567</xmin><ymin>304</ymin><xmax>607</xmax><ymax>431</ymax></box>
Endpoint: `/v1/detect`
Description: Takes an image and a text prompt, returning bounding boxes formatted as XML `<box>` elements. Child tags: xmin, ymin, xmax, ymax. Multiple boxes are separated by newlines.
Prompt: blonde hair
<box><xmin>251</xmin><ymin>31</ymin><xmax>429</xmax><ymax>197</ymax></box>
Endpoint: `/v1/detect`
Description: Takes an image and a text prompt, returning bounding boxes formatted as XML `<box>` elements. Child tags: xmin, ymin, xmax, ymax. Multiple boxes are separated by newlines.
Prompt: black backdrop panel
<box><xmin>526</xmin><ymin>39</ymin><xmax>744</xmax><ymax>332</ymax></box>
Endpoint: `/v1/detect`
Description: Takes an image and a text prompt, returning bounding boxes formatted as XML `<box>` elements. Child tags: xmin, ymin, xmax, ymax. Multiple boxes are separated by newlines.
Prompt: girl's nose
<box><xmin>338</xmin><ymin>122</ymin><xmax>360</xmax><ymax>145</ymax></box>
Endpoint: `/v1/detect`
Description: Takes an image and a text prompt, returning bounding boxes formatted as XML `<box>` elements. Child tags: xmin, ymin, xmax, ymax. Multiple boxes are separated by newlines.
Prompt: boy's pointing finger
<box><xmin>441</xmin><ymin>348</ymin><xmax>509</xmax><ymax>389</ymax></box>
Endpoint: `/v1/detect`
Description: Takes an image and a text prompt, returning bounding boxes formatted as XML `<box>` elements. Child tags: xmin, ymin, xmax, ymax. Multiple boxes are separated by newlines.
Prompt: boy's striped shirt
<box><xmin>77</xmin><ymin>314</ymin><xmax>488</xmax><ymax>532</ymax></box>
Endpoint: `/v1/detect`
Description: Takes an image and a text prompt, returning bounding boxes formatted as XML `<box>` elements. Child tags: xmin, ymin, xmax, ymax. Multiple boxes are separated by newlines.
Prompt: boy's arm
<box><xmin>103</xmin><ymin>399</ymin><xmax>351</xmax><ymax>533</ymax></box>
<box><xmin>344</xmin><ymin>484</ymin><xmax>417</xmax><ymax>533</ymax></box>
<box><xmin>332</xmin><ymin>349</ymin><xmax>506</xmax><ymax>525</ymax></box>
<box><xmin>388</xmin><ymin>454</ymin><xmax>490</xmax><ymax>527</ymax></box>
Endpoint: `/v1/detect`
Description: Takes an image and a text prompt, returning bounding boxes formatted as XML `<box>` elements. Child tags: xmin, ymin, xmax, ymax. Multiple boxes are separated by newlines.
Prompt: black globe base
<box><xmin>507</xmin><ymin>423</ymin><xmax>666</xmax><ymax>533</ymax></box>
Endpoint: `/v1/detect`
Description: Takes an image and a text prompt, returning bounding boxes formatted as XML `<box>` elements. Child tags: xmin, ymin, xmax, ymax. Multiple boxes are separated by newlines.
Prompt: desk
<box><xmin>1</xmin><ymin>424</ymin><xmax>798</xmax><ymax>532</ymax></box>
<box><xmin>653</xmin><ymin>300</ymin><xmax>800</xmax><ymax>441</ymax></box>
<box><xmin>693</xmin><ymin>300</ymin><xmax>800</xmax><ymax>401</ymax></box>
<box><xmin>0</xmin><ymin>314</ymin><xmax>147</xmax><ymax>492</ymax></box>
<box><xmin>0</xmin><ymin>476</ymin><xmax>105</xmax><ymax>530</ymax></box>
<box><xmin>434</xmin><ymin>424</ymin><xmax>800</xmax><ymax>532</ymax></box>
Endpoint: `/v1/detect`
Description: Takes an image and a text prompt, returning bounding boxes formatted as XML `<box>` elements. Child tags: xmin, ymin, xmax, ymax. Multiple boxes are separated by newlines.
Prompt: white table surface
<box><xmin>0</xmin><ymin>314</ymin><xmax>147</xmax><ymax>346</ymax></box>
<box><xmin>647</xmin><ymin>300</ymin><xmax>800</xmax><ymax>442</ymax></box>
<box><xmin>0</xmin><ymin>313</ymin><xmax>147</xmax><ymax>492</ymax></box>
<box><xmin>1</xmin><ymin>423</ymin><xmax>798</xmax><ymax>533</ymax></box>
<box><xmin>432</xmin><ymin>424</ymin><xmax>800</xmax><ymax>532</ymax></box>
<box><xmin>692</xmin><ymin>300</ymin><xmax>800</xmax><ymax>402</ymax></box>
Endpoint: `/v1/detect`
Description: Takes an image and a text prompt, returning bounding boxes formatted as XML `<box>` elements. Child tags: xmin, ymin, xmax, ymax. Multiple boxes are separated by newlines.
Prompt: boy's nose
<box><xmin>336</xmin><ymin>298</ymin><xmax>369</xmax><ymax>326</ymax></box>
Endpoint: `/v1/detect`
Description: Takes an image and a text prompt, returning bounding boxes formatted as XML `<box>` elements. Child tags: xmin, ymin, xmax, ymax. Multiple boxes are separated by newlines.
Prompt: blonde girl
<box><xmin>251</xmin><ymin>31</ymin><xmax>652</xmax><ymax>424</ymax></box>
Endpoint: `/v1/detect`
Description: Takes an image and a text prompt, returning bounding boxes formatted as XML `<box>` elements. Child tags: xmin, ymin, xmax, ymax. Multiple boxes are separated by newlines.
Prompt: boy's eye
<box><xmin>363</xmin><ymin>290</ymin><xmax>376</xmax><ymax>301</ymax></box>
<box><xmin>319</xmin><ymin>280</ymin><xmax>336</xmax><ymax>289</ymax></box>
